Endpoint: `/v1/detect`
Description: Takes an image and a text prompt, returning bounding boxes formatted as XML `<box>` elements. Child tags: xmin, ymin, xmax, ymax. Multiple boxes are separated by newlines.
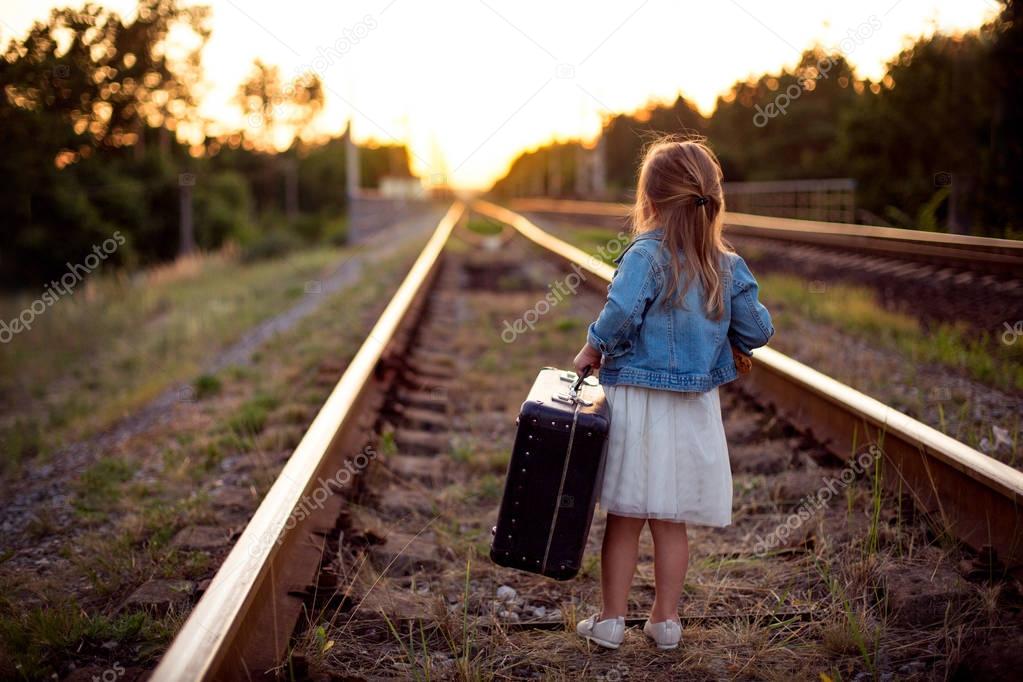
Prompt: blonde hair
<box><xmin>631</xmin><ymin>136</ymin><xmax>731</xmax><ymax>319</ymax></box>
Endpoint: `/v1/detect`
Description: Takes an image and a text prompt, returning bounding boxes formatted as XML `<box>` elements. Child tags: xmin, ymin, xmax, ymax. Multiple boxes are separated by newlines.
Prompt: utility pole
<box><xmin>548</xmin><ymin>149</ymin><xmax>562</xmax><ymax>198</ymax></box>
<box><xmin>574</xmin><ymin>144</ymin><xmax>588</xmax><ymax>198</ymax></box>
<box><xmin>592</xmin><ymin>135</ymin><xmax>607</xmax><ymax>200</ymax></box>
<box><xmin>345</xmin><ymin>119</ymin><xmax>360</xmax><ymax>201</ymax></box>
<box><xmin>179</xmin><ymin>173</ymin><xmax>196</xmax><ymax>256</ymax></box>
<box><xmin>284</xmin><ymin>157</ymin><xmax>299</xmax><ymax>222</ymax></box>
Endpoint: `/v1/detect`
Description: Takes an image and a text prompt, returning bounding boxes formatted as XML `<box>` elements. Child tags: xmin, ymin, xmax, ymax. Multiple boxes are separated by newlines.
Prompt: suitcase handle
<box><xmin>570</xmin><ymin>365</ymin><xmax>592</xmax><ymax>396</ymax></box>
<box><xmin>553</xmin><ymin>366</ymin><xmax>595</xmax><ymax>406</ymax></box>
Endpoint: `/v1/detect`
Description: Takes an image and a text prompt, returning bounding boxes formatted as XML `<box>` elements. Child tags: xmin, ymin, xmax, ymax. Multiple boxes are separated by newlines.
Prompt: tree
<box><xmin>234</xmin><ymin>59</ymin><xmax>324</xmax><ymax>152</ymax></box>
<box><xmin>234</xmin><ymin>59</ymin><xmax>324</xmax><ymax>219</ymax></box>
<box><xmin>0</xmin><ymin>0</ymin><xmax>210</xmax><ymax>286</ymax></box>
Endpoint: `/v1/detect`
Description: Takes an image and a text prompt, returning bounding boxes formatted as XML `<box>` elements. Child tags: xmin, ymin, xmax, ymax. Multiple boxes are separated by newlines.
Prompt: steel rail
<box><xmin>507</xmin><ymin>197</ymin><xmax>1023</xmax><ymax>273</ymax></box>
<box><xmin>475</xmin><ymin>199</ymin><xmax>1023</xmax><ymax>572</ymax></box>
<box><xmin>152</xmin><ymin>201</ymin><xmax>465</xmax><ymax>681</ymax></box>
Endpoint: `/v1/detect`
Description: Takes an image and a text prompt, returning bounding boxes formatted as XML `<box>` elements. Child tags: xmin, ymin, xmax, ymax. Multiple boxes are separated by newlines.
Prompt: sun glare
<box><xmin>0</xmin><ymin>0</ymin><xmax>999</xmax><ymax>188</ymax></box>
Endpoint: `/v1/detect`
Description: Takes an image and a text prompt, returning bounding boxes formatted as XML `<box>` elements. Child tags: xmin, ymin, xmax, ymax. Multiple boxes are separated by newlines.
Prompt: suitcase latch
<box><xmin>552</xmin><ymin>391</ymin><xmax>592</xmax><ymax>407</ymax></box>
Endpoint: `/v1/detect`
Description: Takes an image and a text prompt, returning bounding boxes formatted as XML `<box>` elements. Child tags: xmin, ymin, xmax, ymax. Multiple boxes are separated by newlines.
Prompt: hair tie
<box><xmin>695</xmin><ymin>195</ymin><xmax>709</xmax><ymax>206</ymax></box>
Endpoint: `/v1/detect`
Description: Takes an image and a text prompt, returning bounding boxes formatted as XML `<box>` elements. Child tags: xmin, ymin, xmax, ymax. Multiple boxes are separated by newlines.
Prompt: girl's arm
<box><xmin>582</xmin><ymin>246</ymin><xmax>658</xmax><ymax>363</ymax></box>
<box><xmin>728</xmin><ymin>255</ymin><xmax>774</xmax><ymax>355</ymax></box>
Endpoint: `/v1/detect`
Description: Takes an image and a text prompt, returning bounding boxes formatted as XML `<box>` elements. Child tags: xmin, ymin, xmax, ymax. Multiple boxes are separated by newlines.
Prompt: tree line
<box><xmin>492</xmin><ymin>1</ymin><xmax>1022</xmax><ymax>238</ymax></box>
<box><xmin>0</xmin><ymin>0</ymin><xmax>414</xmax><ymax>289</ymax></box>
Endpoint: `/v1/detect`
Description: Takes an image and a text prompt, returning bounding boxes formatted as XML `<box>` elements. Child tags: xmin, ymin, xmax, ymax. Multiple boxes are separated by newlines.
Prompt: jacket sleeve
<box><xmin>728</xmin><ymin>255</ymin><xmax>774</xmax><ymax>355</ymax></box>
<box><xmin>586</xmin><ymin>245</ymin><xmax>658</xmax><ymax>358</ymax></box>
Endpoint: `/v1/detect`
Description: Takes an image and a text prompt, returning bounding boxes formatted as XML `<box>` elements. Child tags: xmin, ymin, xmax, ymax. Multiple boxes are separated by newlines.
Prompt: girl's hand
<box><xmin>573</xmin><ymin>343</ymin><xmax>602</xmax><ymax>375</ymax></box>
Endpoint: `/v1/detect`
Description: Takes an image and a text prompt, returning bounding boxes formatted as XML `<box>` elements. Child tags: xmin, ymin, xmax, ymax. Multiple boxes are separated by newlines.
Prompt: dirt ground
<box><xmin>292</xmin><ymin>232</ymin><xmax>1023</xmax><ymax>681</ymax></box>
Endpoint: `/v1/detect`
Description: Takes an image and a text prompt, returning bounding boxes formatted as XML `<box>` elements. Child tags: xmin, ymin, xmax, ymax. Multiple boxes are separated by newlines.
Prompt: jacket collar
<box><xmin>614</xmin><ymin>227</ymin><xmax>665</xmax><ymax>264</ymax></box>
<box><xmin>634</xmin><ymin>227</ymin><xmax>665</xmax><ymax>241</ymax></box>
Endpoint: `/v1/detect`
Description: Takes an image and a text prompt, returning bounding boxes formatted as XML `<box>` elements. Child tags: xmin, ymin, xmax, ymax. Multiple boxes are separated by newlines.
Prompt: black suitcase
<box><xmin>491</xmin><ymin>367</ymin><xmax>610</xmax><ymax>580</ymax></box>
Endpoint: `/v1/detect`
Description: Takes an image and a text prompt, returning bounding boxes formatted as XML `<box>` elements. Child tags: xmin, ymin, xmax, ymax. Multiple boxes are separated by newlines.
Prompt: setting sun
<box><xmin>0</xmin><ymin>0</ymin><xmax>998</xmax><ymax>187</ymax></box>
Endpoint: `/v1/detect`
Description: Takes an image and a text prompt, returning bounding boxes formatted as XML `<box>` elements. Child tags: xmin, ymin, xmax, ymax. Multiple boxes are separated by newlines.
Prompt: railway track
<box><xmin>152</xmin><ymin>201</ymin><xmax>1023</xmax><ymax>680</ymax></box>
<box><xmin>507</xmin><ymin>197</ymin><xmax>1023</xmax><ymax>291</ymax></box>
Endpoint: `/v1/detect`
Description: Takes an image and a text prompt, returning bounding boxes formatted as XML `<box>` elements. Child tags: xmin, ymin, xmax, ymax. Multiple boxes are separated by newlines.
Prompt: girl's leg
<box><xmin>599</xmin><ymin>513</ymin><xmax>646</xmax><ymax>618</ymax></box>
<box><xmin>648</xmin><ymin>519</ymin><xmax>689</xmax><ymax>622</ymax></box>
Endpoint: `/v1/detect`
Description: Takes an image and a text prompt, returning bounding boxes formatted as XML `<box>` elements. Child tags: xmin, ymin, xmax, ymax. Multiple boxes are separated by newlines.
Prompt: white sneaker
<box><xmin>576</xmin><ymin>614</ymin><xmax>626</xmax><ymax>649</ymax></box>
<box><xmin>643</xmin><ymin>618</ymin><xmax>682</xmax><ymax>649</ymax></box>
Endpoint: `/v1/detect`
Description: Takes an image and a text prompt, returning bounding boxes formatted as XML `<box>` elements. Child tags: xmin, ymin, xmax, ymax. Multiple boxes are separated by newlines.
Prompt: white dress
<box><xmin>598</xmin><ymin>384</ymin><xmax>732</xmax><ymax>526</ymax></box>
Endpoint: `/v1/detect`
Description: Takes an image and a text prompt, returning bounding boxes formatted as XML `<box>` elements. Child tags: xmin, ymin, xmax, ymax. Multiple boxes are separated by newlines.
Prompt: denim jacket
<box><xmin>587</xmin><ymin>228</ymin><xmax>774</xmax><ymax>392</ymax></box>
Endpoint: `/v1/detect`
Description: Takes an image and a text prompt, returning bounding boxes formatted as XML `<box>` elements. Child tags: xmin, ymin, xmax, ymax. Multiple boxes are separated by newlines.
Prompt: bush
<box><xmin>195</xmin><ymin>171</ymin><xmax>252</xmax><ymax>249</ymax></box>
<box><xmin>193</xmin><ymin>374</ymin><xmax>222</xmax><ymax>399</ymax></box>
<box><xmin>324</xmin><ymin>215</ymin><xmax>348</xmax><ymax>246</ymax></box>
<box><xmin>240</xmin><ymin>230</ymin><xmax>303</xmax><ymax>262</ymax></box>
<box><xmin>227</xmin><ymin>393</ymin><xmax>279</xmax><ymax>434</ymax></box>
<box><xmin>0</xmin><ymin>418</ymin><xmax>43</xmax><ymax>470</ymax></box>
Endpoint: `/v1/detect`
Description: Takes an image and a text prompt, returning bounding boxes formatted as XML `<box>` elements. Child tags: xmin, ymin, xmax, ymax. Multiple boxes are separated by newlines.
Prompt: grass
<box><xmin>226</xmin><ymin>392</ymin><xmax>280</xmax><ymax>435</ymax></box>
<box><xmin>73</xmin><ymin>457</ymin><xmax>137</xmax><ymax>517</ymax></box>
<box><xmin>0</xmin><ymin>606</ymin><xmax>173</xmax><ymax>679</ymax></box>
<box><xmin>0</xmin><ymin>419</ymin><xmax>42</xmax><ymax>473</ymax></box>
<box><xmin>0</xmin><ymin>244</ymin><xmax>357</xmax><ymax>471</ymax></box>
<box><xmin>465</xmin><ymin>217</ymin><xmax>505</xmax><ymax>236</ymax></box>
<box><xmin>551</xmin><ymin>222</ymin><xmax>1023</xmax><ymax>393</ymax></box>
<box><xmin>193</xmin><ymin>373</ymin><xmax>222</xmax><ymax>400</ymax></box>
<box><xmin>449</xmin><ymin>438</ymin><xmax>473</xmax><ymax>463</ymax></box>
<box><xmin>0</xmin><ymin>236</ymin><xmax>431</xmax><ymax>679</ymax></box>
<box><xmin>567</xmin><ymin>227</ymin><xmax>631</xmax><ymax>264</ymax></box>
<box><xmin>756</xmin><ymin>272</ymin><xmax>1023</xmax><ymax>392</ymax></box>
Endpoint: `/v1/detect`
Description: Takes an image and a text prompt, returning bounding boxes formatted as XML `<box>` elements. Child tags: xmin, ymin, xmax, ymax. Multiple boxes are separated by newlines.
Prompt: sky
<box><xmin>0</xmin><ymin>0</ymin><xmax>1001</xmax><ymax>188</ymax></box>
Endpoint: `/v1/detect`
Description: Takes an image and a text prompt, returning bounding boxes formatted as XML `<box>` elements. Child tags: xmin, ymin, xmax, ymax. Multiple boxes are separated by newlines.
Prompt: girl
<box><xmin>573</xmin><ymin>137</ymin><xmax>773</xmax><ymax>650</ymax></box>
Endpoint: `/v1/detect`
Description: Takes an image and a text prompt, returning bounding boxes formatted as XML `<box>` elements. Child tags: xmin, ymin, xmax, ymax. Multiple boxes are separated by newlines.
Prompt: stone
<box><xmin>395</xmin><ymin>428</ymin><xmax>452</xmax><ymax>454</ymax></box>
<box><xmin>386</xmin><ymin>454</ymin><xmax>446</xmax><ymax>485</ymax></box>
<box><xmin>376</xmin><ymin>485</ymin><xmax>435</xmax><ymax>516</ymax></box>
<box><xmin>882</xmin><ymin>560</ymin><xmax>972</xmax><ymax>627</ymax></box>
<box><xmin>353</xmin><ymin>580</ymin><xmax>428</xmax><ymax>621</ymax></box>
<box><xmin>396</xmin><ymin>406</ymin><xmax>450</xmax><ymax>430</ymax></box>
<box><xmin>368</xmin><ymin>531</ymin><xmax>439</xmax><ymax>576</ymax></box>
<box><xmin>496</xmin><ymin>585</ymin><xmax>517</xmax><ymax>601</ymax></box>
<box><xmin>171</xmin><ymin>525</ymin><xmax>231</xmax><ymax>551</ymax></box>
<box><xmin>123</xmin><ymin>579</ymin><xmax>195</xmax><ymax>614</ymax></box>
<box><xmin>209</xmin><ymin>486</ymin><xmax>255</xmax><ymax>510</ymax></box>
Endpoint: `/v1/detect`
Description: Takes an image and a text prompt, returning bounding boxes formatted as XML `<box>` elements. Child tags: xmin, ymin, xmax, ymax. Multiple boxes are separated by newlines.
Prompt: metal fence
<box><xmin>723</xmin><ymin>178</ymin><xmax>855</xmax><ymax>223</ymax></box>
